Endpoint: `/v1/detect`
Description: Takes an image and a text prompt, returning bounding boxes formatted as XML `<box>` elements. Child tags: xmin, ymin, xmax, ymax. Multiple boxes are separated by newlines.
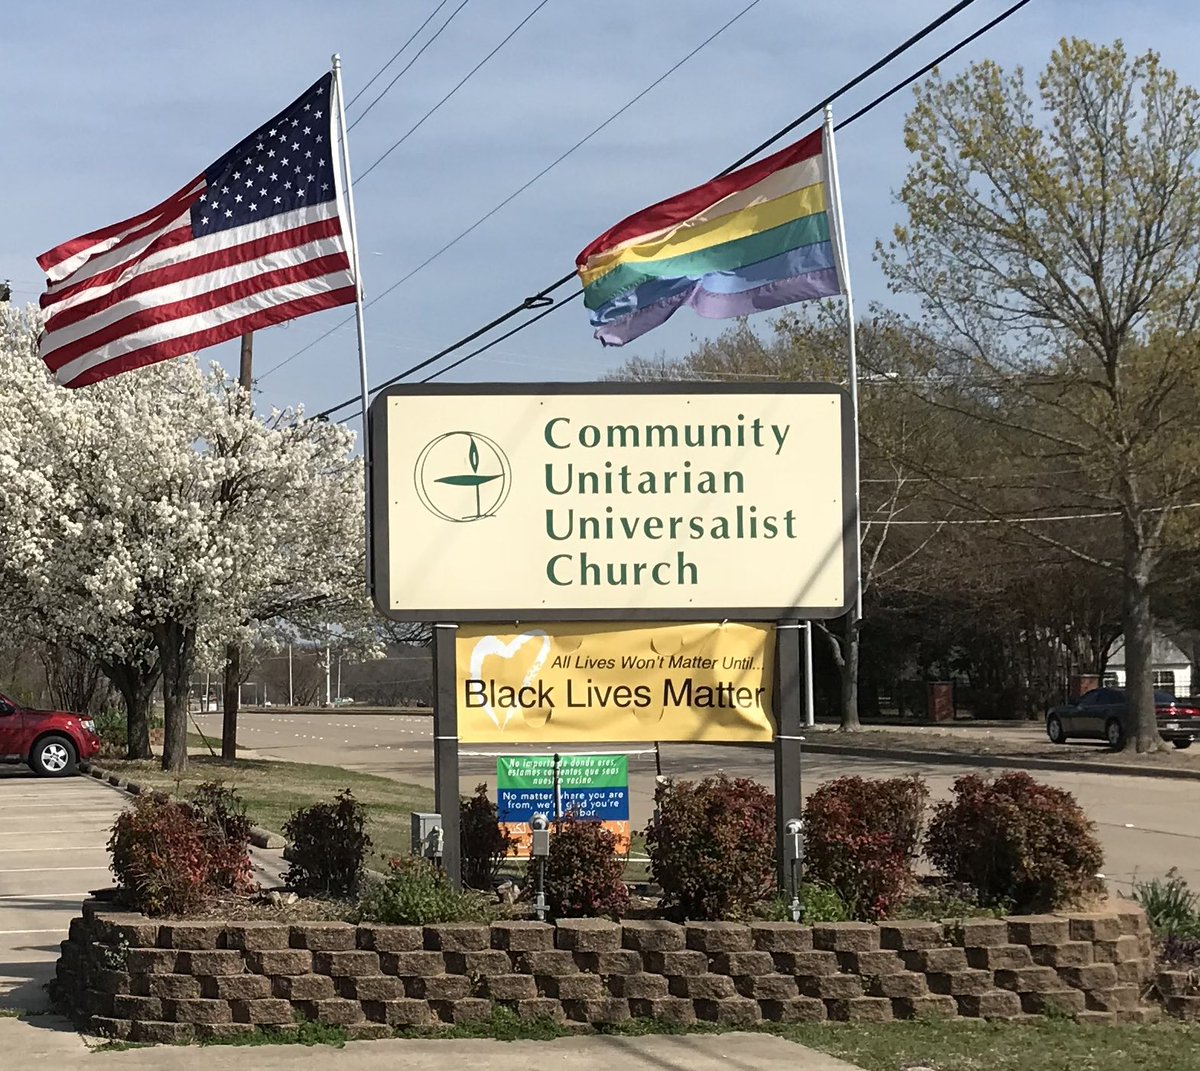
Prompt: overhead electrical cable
<box><xmin>411</xmin><ymin>0</ymin><xmax>1037</xmax><ymax>390</ymax></box>
<box><xmin>259</xmin><ymin>0</ymin><xmax>766</xmax><ymax>383</ymax></box>
<box><xmin>345</xmin><ymin>0</ymin><xmax>456</xmax><ymax>112</ymax></box>
<box><xmin>317</xmin><ymin>0</ymin><xmax>1025</xmax><ymax>420</ymax></box>
<box><xmin>348</xmin><ymin>0</ymin><xmax>473</xmax><ymax>129</ymax></box>
<box><xmin>353</xmin><ymin>0</ymin><xmax>555</xmax><ymax>180</ymax></box>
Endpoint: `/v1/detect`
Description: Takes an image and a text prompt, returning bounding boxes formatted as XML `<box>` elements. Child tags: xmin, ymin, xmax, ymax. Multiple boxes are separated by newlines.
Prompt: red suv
<box><xmin>0</xmin><ymin>691</ymin><xmax>101</xmax><ymax>776</ymax></box>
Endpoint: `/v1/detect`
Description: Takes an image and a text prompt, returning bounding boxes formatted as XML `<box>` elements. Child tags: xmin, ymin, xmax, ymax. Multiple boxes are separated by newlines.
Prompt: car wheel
<box><xmin>1173</xmin><ymin>739</ymin><xmax>1193</xmax><ymax>750</ymax></box>
<box><xmin>30</xmin><ymin>735</ymin><xmax>77</xmax><ymax>777</ymax></box>
<box><xmin>1046</xmin><ymin>714</ymin><xmax>1067</xmax><ymax>744</ymax></box>
<box><xmin>1105</xmin><ymin>718</ymin><xmax>1126</xmax><ymax>750</ymax></box>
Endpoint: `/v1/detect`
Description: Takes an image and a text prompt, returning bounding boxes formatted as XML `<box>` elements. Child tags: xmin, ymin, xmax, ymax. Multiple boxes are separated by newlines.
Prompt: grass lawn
<box><xmin>96</xmin><ymin>756</ymin><xmax>432</xmax><ymax>871</ymax></box>
<box><xmin>775</xmin><ymin>1018</ymin><xmax>1200</xmax><ymax>1071</ymax></box>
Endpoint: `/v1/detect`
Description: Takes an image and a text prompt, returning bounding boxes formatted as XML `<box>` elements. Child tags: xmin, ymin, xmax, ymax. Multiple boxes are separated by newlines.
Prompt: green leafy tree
<box><xmin>612</xmin><ymin>310</ymin><xmax>951</xmax><ymax>729</ymax></box>
<box><xmin>880</xmin><ymin>39</ymin><xmax>1200</xmax><ymax>751</ymax></box>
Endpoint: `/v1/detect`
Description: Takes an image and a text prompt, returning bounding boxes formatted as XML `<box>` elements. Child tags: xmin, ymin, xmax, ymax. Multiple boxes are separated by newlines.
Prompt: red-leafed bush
<box><xmin>925</xmin><ymin>772</ymin><xmax>1103</xmax><ymax>913</ymax></box>
<box><xmin>108</xmin><ymin>794</ymin><xmax>212</xmax><ymax>916</ymax></box>
<box><xmin>645</xmin><ymin>774</ymin><xmax>776</xmax><ymax>920</ymax></box>
<box><xmin>531</xmin><ymin>817</ymin><xmax>629</xmax><ymax>919</ymax></box>
<box><xmin>803</xmin><ymin>776</ymin><xmax>929</xmax><ymax>921</ymax></box>
<box><xmin>188</xmin><ymin>781</ymin><xmax>255</xmax><ymax>896</ymax></box>
<box><xmin>107</xmin><ymin>784</ymin><xmax>256</xmax><ymax>916</ymax></box>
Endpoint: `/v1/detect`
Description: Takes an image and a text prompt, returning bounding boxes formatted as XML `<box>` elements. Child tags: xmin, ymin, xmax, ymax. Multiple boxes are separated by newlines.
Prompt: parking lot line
<box><xmin>0</xmin><ymin>866</ymin><xmax>110</xmax><ymax>873</ymax></box>
<box><xmin>0</xmin><ymin>846</ymin><xmax>109</xmax><ymax>853</ymax></box>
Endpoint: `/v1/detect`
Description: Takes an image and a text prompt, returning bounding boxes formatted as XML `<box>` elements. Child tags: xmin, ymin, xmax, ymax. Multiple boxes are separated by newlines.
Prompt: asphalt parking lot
<box><xmin>0</xmin><ymin>767</ymin><xmax>124</xmax><ymax>1012</ymax></box>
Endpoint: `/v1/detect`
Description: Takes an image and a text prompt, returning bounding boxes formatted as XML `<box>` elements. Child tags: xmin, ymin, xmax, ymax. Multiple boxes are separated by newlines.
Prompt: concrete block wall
<box><xmin>54</xmin><ymin>903</ymin><xmax>1166</xmax><ymax>1043</ymax></box>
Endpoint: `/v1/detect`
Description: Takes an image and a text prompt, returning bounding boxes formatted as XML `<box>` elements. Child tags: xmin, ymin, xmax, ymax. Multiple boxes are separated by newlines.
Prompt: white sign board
<box><xmin>369</xmin><ymin>383</ymin><xmax>855</xmax><ymax>621</ymax></box>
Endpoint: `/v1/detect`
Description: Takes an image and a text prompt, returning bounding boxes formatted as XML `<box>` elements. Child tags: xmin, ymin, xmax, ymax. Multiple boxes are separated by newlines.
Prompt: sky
<box><xmin>5</xmin><ymin>0</ymin><xmax>1200</xmax><ymax>434</ymax></box>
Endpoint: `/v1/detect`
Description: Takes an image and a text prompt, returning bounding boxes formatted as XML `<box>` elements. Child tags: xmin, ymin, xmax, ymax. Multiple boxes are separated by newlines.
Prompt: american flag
<box><xmin>37</xmin><ymin>73</ymin><xmax>356</xmax><ymax>388</ymax></box>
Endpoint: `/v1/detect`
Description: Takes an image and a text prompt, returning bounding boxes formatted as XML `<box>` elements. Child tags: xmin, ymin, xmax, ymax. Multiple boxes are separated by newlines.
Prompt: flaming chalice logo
<box><xmin>414</xmin><ymin>431</ymin><xmax>512</xmax><ymax>522</ymax></box>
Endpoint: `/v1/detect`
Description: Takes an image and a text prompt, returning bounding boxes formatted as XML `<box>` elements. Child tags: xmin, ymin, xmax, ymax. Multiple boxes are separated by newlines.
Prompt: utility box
<box><xmin>927</xmin><ymin>682</ymin><xmax>954</xmax><ymax>723</ymax></box>
<box><xmin>411</xmin><ymin>812</ymin><xmax>442</xmax><ymax>856</ymax></box>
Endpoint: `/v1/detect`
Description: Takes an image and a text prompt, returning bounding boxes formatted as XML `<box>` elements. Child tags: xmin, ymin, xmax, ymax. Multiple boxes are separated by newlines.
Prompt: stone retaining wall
<box><xmin>55</xmin><ymin>901</ymin><xmax>1165</xmax><ymax>1043</ymax></box>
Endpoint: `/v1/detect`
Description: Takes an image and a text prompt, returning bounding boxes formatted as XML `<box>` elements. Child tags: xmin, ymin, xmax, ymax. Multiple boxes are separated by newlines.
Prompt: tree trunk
<box><xmin>840</xmin><ymin>613</ymin><xmax>862</xmax><ymax>731</ymax></box>
<box><xmin>99</xmin><ymin>657</ymin><xmax>160</xmax><ymax>760</ymax></box>
<box><xmin>222</xmin><ymin>642</ymin><xmax>239</xmax><ymax>761</ymax></box>
<box><xmin>156</xmin><ymin>620</ymin><xmax>196</xmax><ymax>773</ymax></box>
<box><xmin>820</xmin><ymin>613</ymin><xmax>862</xmax><ymax>731</ymax></box>
<box><xmin>1122</xmin><ymin>538</ymin><xmax>1162</xmax><ymax>753</ymax></box>
<box><xmin>115</xmin><ymin>673</ymin><xmax>153</xmax><ymax>760</ymax></box>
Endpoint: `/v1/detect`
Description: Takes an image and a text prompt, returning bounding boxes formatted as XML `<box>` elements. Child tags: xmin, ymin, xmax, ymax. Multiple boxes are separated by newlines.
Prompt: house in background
<box><xmin>1104</xmin><ymin>632</ymin><xmax>1193</xmax><ymax>696</ymax></box>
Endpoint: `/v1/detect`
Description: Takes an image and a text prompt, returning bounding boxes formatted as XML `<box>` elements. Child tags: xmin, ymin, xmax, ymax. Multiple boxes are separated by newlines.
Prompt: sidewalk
<box><xmin>0</xmin><ymin>1015</ymin><xmax>864</xmax><ymax>1070</ymax></box>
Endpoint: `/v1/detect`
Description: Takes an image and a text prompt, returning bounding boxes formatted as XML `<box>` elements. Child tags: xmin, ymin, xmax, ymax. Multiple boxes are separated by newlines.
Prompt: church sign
<box><xmin>369</xmin><ymin>382</ymin><xmax>854</xmax><ymax>621</ymax></box>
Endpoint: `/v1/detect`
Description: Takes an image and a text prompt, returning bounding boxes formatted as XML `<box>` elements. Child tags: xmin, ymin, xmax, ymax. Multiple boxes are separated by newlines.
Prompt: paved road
<box><xmin>0</xmin><ymin>767</ymin><xmax>123</xmax><ymax>1013</ymax></box>
<box><xmin>196</xmin><ymin>709</ymin><xmax>1200</xmax><ymax>895</ymax></box>
<box><xmin>0</xmin><ymin>763</ymin><xmax>286</xmax><ymax>1019</ymax></box>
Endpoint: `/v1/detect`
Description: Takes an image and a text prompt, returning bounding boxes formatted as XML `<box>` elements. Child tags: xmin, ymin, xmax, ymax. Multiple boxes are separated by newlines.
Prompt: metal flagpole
<box><xmin>803</xmin><ymin>621</ymin><xmax>815</xmax><ymax>727</ymax></box>
<box><xmin>331</xmin><ymin>54</ymin><xmax>373</xmax><ymax>590</ymax></box>
<box><xmin>823</xmin><ymin>105</ymin><xmax>862</xmax><ymax>621</ymax></box>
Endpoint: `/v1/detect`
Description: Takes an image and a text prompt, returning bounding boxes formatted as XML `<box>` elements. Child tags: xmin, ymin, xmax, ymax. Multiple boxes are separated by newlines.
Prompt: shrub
<box><xmin>283</xmin><ymin>789</ymin><xmax>372</xmax><ymax>897</ymax></box>
<box><xmin>108</xmin><ymin>793</ymin><xmax>210</xmax><ymax>915</ymax></box>
<box><xmin>645</xmin><ymin>774</ymin><xmax>776</xmax><ymax>920</ymax></box>
<box><xmin>93</xmin><ymin>709</ymin><xmax>126</xmax><ymax>757</ymax></box>
<box><xmin>1159</xmin><ymin>932</ymin><xmax>1200</xmax><ymax>967</ymax></box>
<box><xmin>529</xmin><ymin>817</ymin><xmax>629</xmax><ymax>919</ymax></box>
<box><xmin>187</xmin><ymin>782</ymin><xmax>254</xmax><ymax>895</ymax></box>
<box><xmin>803</xmin><ymin>775</ymin><xmax>929</xmax><ymax>921</ymax></box>
<box><xmin>460</xmin><ymin>784</ymin><xmax>515</xmax><ymax>891</ymax></box>
<box><xmin>892</xmin><ymin>881</ymin><xmax>1009</xmax><ymax>921</ymax></box>
<box><xmin>925</xmin><ymin>772</ymin><xmax>1104</xmax><ymax>913</ymax></box>
<box><xmin>356</xmin><ymin>855</ymin><xmax>491</xmax><ymax>925</ymax></box>
<box><xmin>1135</xmin><ymin>870</ymin><xmax>1200</xmax><ymax>936</ymax></box>
<box><xmin>759</xmin><ymin>883</ymin><xmax>851</xmax><ymax>923</ymax></box>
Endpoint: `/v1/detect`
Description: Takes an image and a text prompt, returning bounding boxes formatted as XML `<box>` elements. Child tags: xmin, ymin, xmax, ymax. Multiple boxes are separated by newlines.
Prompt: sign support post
<box><xmin>432</xmin><ymin>623</ymin><xmax>462</xmax><ymax>888</ymax></box>
<box><xmin>773</xmin><ymin>620</ymin><xmax>803</xmax><ymax>892</ymax></box>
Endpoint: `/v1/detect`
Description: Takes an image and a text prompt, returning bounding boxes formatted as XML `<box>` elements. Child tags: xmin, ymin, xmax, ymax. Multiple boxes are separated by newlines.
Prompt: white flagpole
<box><xmin>823</xmin><ymin>105</ymin><xmax>862</xmax><ymax>621</ymax></box>
<box><xmin>331</xmin><ymin>54</ymin><xmax>374</xmax><ymax>590</ymax></box>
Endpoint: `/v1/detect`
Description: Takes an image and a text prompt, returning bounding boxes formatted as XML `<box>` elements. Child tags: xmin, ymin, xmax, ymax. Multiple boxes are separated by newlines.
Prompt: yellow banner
<box><xmin>456</xmin><ymin>622</ymin><xmax>775</xmax><ymax>743</ymax></box>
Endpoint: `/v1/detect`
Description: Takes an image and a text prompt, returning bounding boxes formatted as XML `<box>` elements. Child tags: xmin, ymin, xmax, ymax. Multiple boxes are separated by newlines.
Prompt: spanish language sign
<box><xmin>496</xmin><ymin>754</ymin><xmax>630</xmax><ymax>855</ymax></box>
<box><xmin>456</xmin><ymin>621</ymin><xmax>774</xmax><ymax>743</ymax></box>
<box><xmin>369</xmin><ymin>384</ymin><xmax>853</xmax><ymax>620</ymax></box>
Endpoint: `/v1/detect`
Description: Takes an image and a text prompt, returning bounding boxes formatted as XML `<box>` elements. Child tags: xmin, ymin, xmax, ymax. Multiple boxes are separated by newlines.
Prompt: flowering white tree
<box><xmin>0</xmin><ymin>304</ymin><xmax>367</xmax><ymax>771</ymax></box>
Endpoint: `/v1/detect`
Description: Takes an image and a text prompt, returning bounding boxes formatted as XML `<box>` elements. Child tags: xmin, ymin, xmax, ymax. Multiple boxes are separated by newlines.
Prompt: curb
<box><xmin>256</xmin><ymin>707</ymin><xmax>432</xmax><ymax>718</ymax></box>
<box><xmin>799</xmin><ymin>740</ymin><xmax>1200</xmax><ymax>782</ymax></box>
<box><xmin>80</xmin><ymin>762</ymin><xmax>288</xmax><ymax>848</ymax></box>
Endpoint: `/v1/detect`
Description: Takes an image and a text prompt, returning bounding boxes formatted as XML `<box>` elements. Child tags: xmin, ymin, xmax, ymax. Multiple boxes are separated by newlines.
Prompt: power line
<box><xmin>259</xmin><ymin>0</ymin><xmax>766</xmax><ymax>384</ymax></box>
<box><xmin>415</xmin><ymin>0</ymin><xmax>1037</xmax><ymax>389</ymax></box>
<box><xmin>834</xmin><ymin>0</ymin><xmax>1035</xmax><ymax>128</ymax></box>
<box><xmin>349</xmin><ymin>0</ymin><xmax>473</xmax><ymax>130</ymax></box>
<box><xmin>867</xmin><ymin>502</ymin><xmax>1200</xmax><ymax>526</ymax></box>
<box><xmin>353</xmin><ymin>0</ymin><xmax>554</xmax><ymax>182</ymax></box>
<box><xmin>345</xmin><ymin>0</ymin><xmax>455</xmax><ymax>112</ymax></box>
<box><xmin>319</xmin><ymin>0</ymin><xmax>1013</xmax><ymax>420</ymax></box>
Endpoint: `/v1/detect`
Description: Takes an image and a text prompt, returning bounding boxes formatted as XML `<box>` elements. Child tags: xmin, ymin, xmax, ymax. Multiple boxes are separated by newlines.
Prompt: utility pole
<box><xmin>325</xmin><ymin>645</ymin><xmax>332</xmax><ymax>707</ymax></box>
<box><xmin>288</xmin><ymin>644</ymin><xmax>294</xmax><ymax>707</ymax></box>
<box><xmin>221</xmin><ymin>332</ymin><xmax>254</xmax><ymax>761</ymax></box>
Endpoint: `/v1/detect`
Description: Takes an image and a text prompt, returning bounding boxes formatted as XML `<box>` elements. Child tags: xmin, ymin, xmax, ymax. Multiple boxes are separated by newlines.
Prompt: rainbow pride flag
<box><xmin>576</xmin><ymin>127</ymin><xmax>845</xmax><ymax>346</ymax></box>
